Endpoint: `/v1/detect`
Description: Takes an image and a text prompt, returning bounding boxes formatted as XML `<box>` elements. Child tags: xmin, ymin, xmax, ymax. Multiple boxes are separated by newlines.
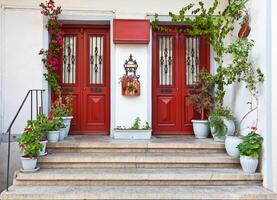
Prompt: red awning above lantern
<box><xmin>113</xmin><ymin>19</ymin><xmax>150</xmax><ymax>44</ymax></box>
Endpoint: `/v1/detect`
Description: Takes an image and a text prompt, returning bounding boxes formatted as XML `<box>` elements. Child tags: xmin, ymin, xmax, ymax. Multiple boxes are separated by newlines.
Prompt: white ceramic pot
<box><xmin>209</xmin><ymin>116</ymin><xmax>235</xmax><ymax>142</ymax></box>
<box><xmin>21</xmin><ymin>157</ymin><xmax>37</xmax><ymax>170</ymax></box>
<box><xmin>240</xmin><ymin>156</ymin><xmax>259</xmax><ymax>174</ymax></box>
<box><xmin>62</xmin><ymin>116</ymin><xmax>73</xmax><ymax>137</ymax></box>
<box><xmin>225</xmin><ymin>136</ymin><xmax>242</xmax><ymax>158</ymax></box>
<box><xmin>59</xmin><ymin>128</ymin><xmax>67</xmax><ymax>141</ymax></box>
<box><xmin>223</xmin><ymin>118</ymin><xmax>236</xmax><ymax>136</ymax></box>
<box><xmin>47</xmin><ymin>131</ymin><xmax>60</xmax><ymax>142</ymax></box>
<box><xmin>39</xmin><ymin>140</ymin><xmax>48</xmax><ymax>156</ymax></box>
<box><xmin>191</xmin><ymin>120</ymin><xmax>210</xmax><ymax>139</ymax></box>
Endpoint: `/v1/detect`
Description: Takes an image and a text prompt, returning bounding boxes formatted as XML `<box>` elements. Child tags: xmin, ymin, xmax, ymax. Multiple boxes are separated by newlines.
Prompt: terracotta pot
<box><xmin>238</xmin><ymin>23</ymin><xmax>251</xmax><ymax>38</ymax></box>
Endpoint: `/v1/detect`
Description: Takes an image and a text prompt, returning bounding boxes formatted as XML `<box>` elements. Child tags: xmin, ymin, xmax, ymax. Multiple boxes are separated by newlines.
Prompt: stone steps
<box><xmin>2</xmin><ymin>185</ymin><xmax>276</xmax><ymax>200</ymax></box>
<box><xmin>47</xmin><ymin>135</ymin><xmax>225</xmax><ymax>153</ymax></box>
<box><xmin>38</xmin><ymin>152</ymin><xmax>240</xmax><ymax>168</ymax></box>
<box><xmin>2</xmin><ymin>136</ymin><xmax>275</xmax><ymax>199</ymax></box>
<box><xmin>13</xmin><ymin>168</ymin><xmax>262</xmax><ymax>186</ymax></box>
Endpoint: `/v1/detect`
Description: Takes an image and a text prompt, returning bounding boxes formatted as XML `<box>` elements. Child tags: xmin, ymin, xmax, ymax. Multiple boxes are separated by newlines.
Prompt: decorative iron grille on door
<box><xmin>159</xmin><ymin>36</ymin><xmax>173</xmax><ymax>86</ymax></box>
<box><xmin>62</xmin><ymin>35</ymin><xmax>76</xmax><ymax>84</ymax></box>
<box><xmin>90</xmin><ymin>36</ymin><xmax>104</xmax><ymax>85</ymax></box>
<box><xmin>185</xmin><ymin>37</ymin><xmax>200</xmax><ymax>85</ymax></box>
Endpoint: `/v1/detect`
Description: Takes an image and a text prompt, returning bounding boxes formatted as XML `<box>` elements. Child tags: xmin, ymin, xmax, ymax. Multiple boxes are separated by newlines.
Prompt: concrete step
<box><xmin>47</xmin><ymin>135</ymin><xmax>225</xmax><ymax>153</ymax></box>
<box><xmin>2</xmin><ymin>185</ymin><xmax>276</xmax><ymax>199</ymax></box>
<box><xmin>13</xmin><ymin>168</ymin><xmax>262</xmax><ymax>186</ymax></box>
<box><xmin>38</xmin><ymin>152</ymin><xmax>240</xmax><ymax>168</ymax></box>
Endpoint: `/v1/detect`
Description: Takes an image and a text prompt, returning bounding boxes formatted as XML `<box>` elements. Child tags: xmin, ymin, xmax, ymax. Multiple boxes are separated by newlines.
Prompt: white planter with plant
<box><xmin>114</xmin><ymin>117</ymin><xmax>152</xmax><ymax>140</ymax></box>
<box><xmin>39</xmin><ymin>140</ymin><xmax>48</xmax><ymax>156</ymax></box>
<box><xmin>209</xmin><ymin>107</ymin><xmax>236</xmax><ymax>142</ymax></box>
<box><xmin>52</xmin><ymin>95</ymin><xmax>73</xmax><ymax>138</ymax></box>
<box><xmin>45</xmin><ymin>114</ymin><xmax>62</xmax><ymax>142</ymax></box>
<box><xmin>237</xmin><ymin>130</ymin><xmax>263</xmax><ymax>173</ymax></box>
<box><xmin>225</xmin><ymin>136</ymin><xmax>242</xmax><ymax>158</ymax></box>
<box><xmin>17</xmin><ymin>127</ymin><xmax>43</xmax><ymax>172</ymax></box>
<box><xmin>59</xmin><ymin>127</ymin><xmax>67</xmax><ymax>141</ymax></box>
<box><xmin>26</xmin><ymin>114</ymin><xmax>48</xmax><ymax>156</ymax></box>
<box><xmin>187</xmin><ymin>71</ymin><xmax>213</xmax><ymax>139</ymax></box>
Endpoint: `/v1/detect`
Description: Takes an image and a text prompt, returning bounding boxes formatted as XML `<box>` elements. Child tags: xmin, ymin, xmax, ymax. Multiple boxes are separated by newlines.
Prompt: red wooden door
<box><xmin>57</xmin><ymin>25</ymin><xmax>110</xmax><ymax>134</ymax></box>
<box><xmin>152</xmin><ymin>29</ymin><xmax>210</xmax><ymax>134</ymax></box>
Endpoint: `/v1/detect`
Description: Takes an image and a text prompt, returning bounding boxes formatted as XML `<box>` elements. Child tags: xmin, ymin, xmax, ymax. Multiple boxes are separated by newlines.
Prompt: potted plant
<box><xmin>119</xmin><ymin>74</ymin><xmax>140</xmax><ymax>96</ymax></box>
<box><xmin>187</xmin><ymin>70</ymin><xmax>214</xmax><ymax>138</ymax></box>
<box><xmin>52</xmin><ymin>95</ymin><xmax>73</xmax><ymax>139</ymax></box>
<box><xmin>208</xmin><ymin>107</ymin><xmax>236</xmax><ymax>142</ymax></box>
<box><xmin>17</xmin><ymin>127</ymin><xmax>43</xmax><ymax>171</ymax></box>
<box><xmin>224</xmin><ymin>38</ymin><xmax>264</xmax><ymax>157</ymax></box>
<box><xmin>114</xmin><ymin>117</ymin><xmax>152</xmax><ymax>139</ymax></box>
<box><xmin>26</xmin><ymin>114</ymin><xmax>48</xmax><ymax>156</ymax></box>
<box><xmin>45</xmin><ymin>112</ymin><xmax>62</xmax><ymax>142</ymax></box>
<box><xmin>237</xmin><ymin>129</ymin><xmax>263</xmax><ymax>173</ymax></box>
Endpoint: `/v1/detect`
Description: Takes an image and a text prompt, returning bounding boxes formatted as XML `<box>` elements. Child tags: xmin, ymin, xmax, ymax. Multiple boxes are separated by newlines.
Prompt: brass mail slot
<box><xmin>160</xmin><ymin>88</ymin><xmax>172</xmax><ymax>94</ymax></box>
<box><xmin>63</xmin><ymin>88</ymin><xmax>74</xmax><ymax>93</ymax></box>
<box><xmin>91</xmin><ymin>88</ymin><xmax>102</xmax><ymax>92</ymax></box>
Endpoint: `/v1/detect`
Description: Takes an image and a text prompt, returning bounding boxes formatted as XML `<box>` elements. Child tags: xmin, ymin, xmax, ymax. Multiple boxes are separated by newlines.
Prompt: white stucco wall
<box><xmin>0</xmin><ymin>0</ymin><xmax>228</xmax><ymax>134</ymax></box>
<box><xmin>222</xmin><ymin>0</ymin><xmax>273</xmax><ymax>191</ymax></box>
<box><xmin>1</xmin><ymin>0</ymin><xmax>275</xmax><ymax>192</ymax></box>
<box><xmin>270</xmin><ymin>0</ymin><xmax>277</xmax><ymax>193</ymax></box>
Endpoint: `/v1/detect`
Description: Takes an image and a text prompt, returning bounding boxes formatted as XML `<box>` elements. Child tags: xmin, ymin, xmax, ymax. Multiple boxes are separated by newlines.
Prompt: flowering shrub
<box><xmin>17</xmin><ymin>127</ymin><xmax>43</xmax><ymax>158</ymax></box>
<box><xmin>26</xmin><ymin>114</ymin><xmax>48</xmax><ymax>141</ymax></box>
<box><xmin>45</xmin><ymin>111</ymin><xmax>62</xmax><ymax>131</ymax></box>
<box><xmin>39</xmin><ymin>0</ymin><xmax>63</xmax><ymax>94</ymax></box>
<box><xmin>52</xmin><ymin>95</ymin><xmax>73</xmax><ymax>117</ymax></box>
<box><xmin>237</xmin><ymin>127</ymin><xmax>263</xmax><ymax>158</ymax></box>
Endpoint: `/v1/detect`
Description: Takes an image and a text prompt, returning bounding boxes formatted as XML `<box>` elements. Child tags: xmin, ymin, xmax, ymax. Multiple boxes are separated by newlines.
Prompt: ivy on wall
<box><xmin>39</xmin><ymin>0</ymin><xmax>63</xmax><ymax>94</ymax></box>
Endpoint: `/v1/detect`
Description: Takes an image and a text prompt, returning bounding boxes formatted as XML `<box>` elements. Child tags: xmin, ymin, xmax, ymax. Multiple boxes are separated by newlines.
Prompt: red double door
<box><xmin>152</xmin><ymin>30</ymin><xmax>210</xmax><ymax>134</ymax></box>
<box><xmin>57</xmin><ymin>25</ymin><xmax>110</xmax><ymax>134</ymax></box>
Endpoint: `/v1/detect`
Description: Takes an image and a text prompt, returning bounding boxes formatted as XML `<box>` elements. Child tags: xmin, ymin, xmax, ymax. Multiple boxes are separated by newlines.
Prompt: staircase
<box><xmin>1</xmin><ymin>135</ymin><xmax>276</xmax><ymax>200</ymax></box>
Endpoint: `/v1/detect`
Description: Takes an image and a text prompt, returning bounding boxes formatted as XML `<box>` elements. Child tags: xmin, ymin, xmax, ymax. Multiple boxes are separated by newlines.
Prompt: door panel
<box><xmin>55</xmin><ymin>25</ymin><xmax>110</xmax><ymax>134</ymax></box>
<box><xmin>82</xmin><ymin>28</ymin><xmax>110</xmax><ymax>133</ymax></box>
<box><xmin>152</xmin><ymin>29</ymin><xmax>210</xmax><ymax>134</ymax></box>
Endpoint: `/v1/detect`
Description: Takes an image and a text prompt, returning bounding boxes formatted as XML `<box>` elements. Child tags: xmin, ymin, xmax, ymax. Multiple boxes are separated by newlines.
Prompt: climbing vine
<box><xmin>39</xmin><ymin>0</ymin><xmax>63</xmax><ymax>94</ymax></box>
<box><xmin>151</xmin><ymin>0</ymin><xmax>248</xmax><ymax>107</ymax></box>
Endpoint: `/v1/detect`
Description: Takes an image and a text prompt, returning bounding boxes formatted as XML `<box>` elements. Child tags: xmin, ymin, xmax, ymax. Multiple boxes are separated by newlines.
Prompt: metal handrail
<box><xmin>5</xmin><ymin>89</ymin><xmax>45</xmax><ymax>191</ymax></box>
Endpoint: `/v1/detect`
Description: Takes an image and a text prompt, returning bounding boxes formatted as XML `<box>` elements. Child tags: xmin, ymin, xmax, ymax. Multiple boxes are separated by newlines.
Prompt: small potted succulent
<box><xmin>52</xmin><ymin>95</ymin><xmax>73</xmax><ymax>139</ymax></box>
<box><xmin>45</xmin><ymin>112</ymin><xmax>62</xmax><ymax>142</ymax></box>
<box><xmin>237</xmin><ymin>129</ymin><xmax>263</xmax><ymax>173</ymax></box>
<box><xmin>187</xmin><ymin>70</ymin><xmax>214</xmax><ymax>138</ymax></box>
<box><xmin>17</xmin><ymin>127</ymin><xmax>43</xmax><ymax>171</ymax></box>
<box><xmin>26</xmin><ymin>114</ymin><xmax>48</xmax><ymax>156</ymax></box>
<box><xmin>209</xmin><ymin>106</ymin><xmax>236</xmax><ymax>142</ymax></box>
<box><xmin>114</xmin><ymin>117</ymin><xmax>151</xmax><ymax>139</ymax></box>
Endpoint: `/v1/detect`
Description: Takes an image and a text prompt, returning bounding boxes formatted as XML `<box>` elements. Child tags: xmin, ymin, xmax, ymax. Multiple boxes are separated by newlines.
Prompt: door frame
<box><xmin>54</xmin><ymin>24</ymin><xmax>111</xmax><ymax>134</ymax></box>
<box><xmin>151</xmin><ymin>26</ymin><xmax>210</xmax><ymax>134</ymax></box>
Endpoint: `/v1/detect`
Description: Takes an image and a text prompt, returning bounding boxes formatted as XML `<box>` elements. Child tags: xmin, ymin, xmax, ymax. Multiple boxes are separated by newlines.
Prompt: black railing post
<box><xmin>6</xmin><ymin>128</ymin><xmax>11</xmax><ymax>191</ymax></box>
<box><xmin>41</xmin><ymin>90</ymin><xmax>43</xmax><ymax>114</ymax></box>
<box><xmin>36</xmin><ymin>90</ymin><xmax>38</xmax><ymax>118</ymax></box>
<box><xmin>31</xmin><ymin>91</ymin><xmax>33</xmax><ymax>121</ymax></box>
<box><xmin>5</xmin><ymin>89</ymin><xmax>44</xmax><ymax>192</ymax></box>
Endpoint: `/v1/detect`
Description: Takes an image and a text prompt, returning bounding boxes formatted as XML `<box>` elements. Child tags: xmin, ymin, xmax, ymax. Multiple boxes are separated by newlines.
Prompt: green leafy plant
<box><xmin>115</xmin><ymin>117</ymin><xmax>151</xmax><ymax>130</ymax></box>
<box><xmin>51</xmin><ymin>94</ymin><xmax>73</xmax><ymax>118</ymax></box>
<box><xmin>45</xmin><ymin>112</ymin><xmax>62</xmax><ymax>131</ymax></box>
<box><xmin>39</xmin><ymin>0</ymin><xmax>63</xmax><ymax>94</ymax></box>
<box><xmin>151</xmin><ymin>0</ymin><xmax>248</xmax><ymax>107</ymax></box>
<box><xmin>26</xmin><ymin>114</ymin><xmax>48</xmax><ymax>141</ymax></box>
<box><xmin>187</xmin><ymin>70</ymin><xmax>214</xmax><ymax>120</ymax></box>
<box><xmin>209</xmin><ymin>107</ymin><xmax>235</xmax><ymax>137</ymax></box>
<box><xmin>237</xmin><ymin>130</ymin><xmax>263</xmax><ymax>158</ymax></box>
<box><xmin>17</xmin><ymin>127</ymin><xmax>43</xmax><ymax>158</ymax></box>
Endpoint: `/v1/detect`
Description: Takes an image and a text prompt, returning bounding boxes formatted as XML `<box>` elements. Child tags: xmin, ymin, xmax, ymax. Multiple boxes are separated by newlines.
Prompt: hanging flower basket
<box><xmin>121</xmin><ymin>80</ymin><xmax>140</xmax><ymax>96</ymax></box>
